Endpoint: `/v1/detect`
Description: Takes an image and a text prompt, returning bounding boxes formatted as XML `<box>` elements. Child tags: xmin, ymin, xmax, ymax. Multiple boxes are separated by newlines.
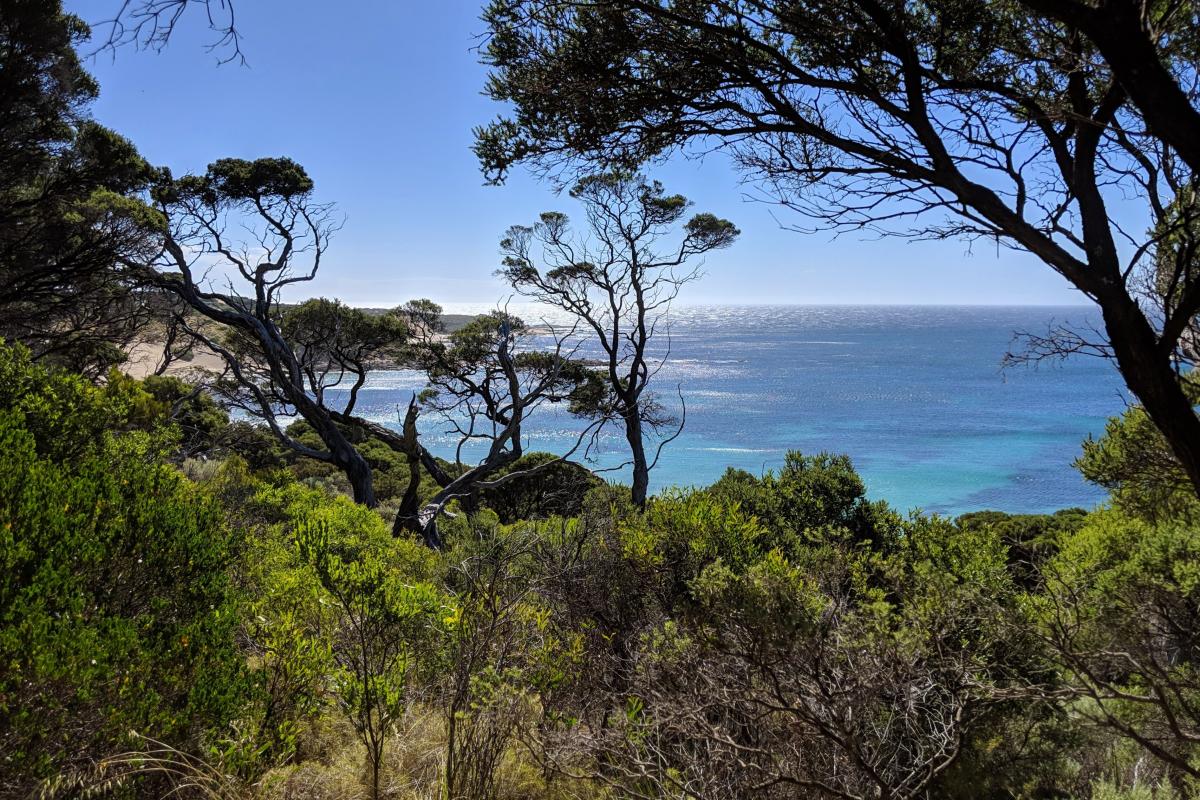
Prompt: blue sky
<box><xmin>69</xmin><ymin>0</ymin><xmax>1089</xmax><ymax>307</ymax></box>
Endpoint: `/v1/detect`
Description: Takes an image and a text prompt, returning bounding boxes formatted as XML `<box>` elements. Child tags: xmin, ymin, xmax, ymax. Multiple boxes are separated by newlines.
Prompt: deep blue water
<box><xmin>343</xmin><ymin>305</ymin><xmax>1128</xmax><ymax>516</ymax></box>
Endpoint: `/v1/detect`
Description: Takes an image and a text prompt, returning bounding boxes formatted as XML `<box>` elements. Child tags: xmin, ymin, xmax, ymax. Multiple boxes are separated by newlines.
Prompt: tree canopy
<box><xmin>477</xmin><ymin>0</ymin><xmax>1200</xmax><ymax>500</ymax></box>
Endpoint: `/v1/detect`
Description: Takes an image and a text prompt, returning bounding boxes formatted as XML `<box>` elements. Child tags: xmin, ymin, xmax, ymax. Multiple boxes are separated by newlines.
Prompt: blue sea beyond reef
<box><xmin>340</xmin><ymin>305</ymin><xmax>1128</xmax><ymax>517</ymax></box>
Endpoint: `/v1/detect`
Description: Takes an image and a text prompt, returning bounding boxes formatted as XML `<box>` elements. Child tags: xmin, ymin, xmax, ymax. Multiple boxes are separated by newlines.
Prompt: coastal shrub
<box><xmin>436</xmin><ymin>521</ymin><xmax>552</xmax><ymax>800</ymax></box>
<box><xmin>222</xmin><ymin>420</ymin><xmax>291</xmax><ymax>470</ymax></box>
<box><xmin>283</xmin><ymin>419</ymin><xmax>444</xmax><ymax>503</ymax></box>
<box><xmin>0</xmin><ymin>344</ymin><xmax>247</xmax><ymax>795</ymax></box>
<box><xmin>1078</xmin><ymin>396</ymin><xmax>1200</xmax><ymax>523</ymax></box>
<box><xmin>140</xmin><ymin>374</ymin><xmax>232</xmax><ymax>456</ymax></box>
<box><xmin>1031</xmin><ymin>506</ymin><xmax>1200</xmax><ymax>784</ymax></box>
<box><xmin>0</xmin><ymin>343</ymin><xmax>164</xmax><ymax>461</ymax></box>
<box><xmin>526</xmin><ymin>478</ymin><xmax>1030</xmax><ymax>799</ymax></box>
<box><xmin>705</xmin><ymin>450</ymin><xmax>903</xmax><ymax>554</ymax></box>
<box><xmin>479</xmin><ymin>451</ymin><xmax>603</xmax><ymax>522</ymax></box>
<box><xmin>957</xmin><ymin>508</ymin><xmax>1089</xmax><ymax>591</ymax></box>
<box><xmin>297</xmin><ymin>518</ymin><xmax>451</xmax><ymax>800</ymax></box>
<box><xmin>193</xmin><ymin>456</ymin><xmax>448</xmax><ymax>777</ymax></box>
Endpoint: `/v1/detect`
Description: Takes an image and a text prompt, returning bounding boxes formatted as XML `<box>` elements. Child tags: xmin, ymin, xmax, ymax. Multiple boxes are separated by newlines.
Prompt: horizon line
<box><xmin>337</xmin><ymin>299</ymin><xmax>1098</xmax><ymax>310</ymax></box>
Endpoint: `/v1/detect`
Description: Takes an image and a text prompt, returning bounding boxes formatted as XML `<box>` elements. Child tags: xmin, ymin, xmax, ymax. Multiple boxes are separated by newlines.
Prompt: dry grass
<box><xmin>39</xmin><ymin>735</ymin><xmax>251</xmax><ymax>800</ymax></box>
<box><xmin>42</xmin><ymin>706</ymin><xmax>603</xmax><ymax>800</ymax></box>
<box><xmin>262</xmin><ymin>709</ymin><xmax>444</xmax><ymax>800</ymax></box>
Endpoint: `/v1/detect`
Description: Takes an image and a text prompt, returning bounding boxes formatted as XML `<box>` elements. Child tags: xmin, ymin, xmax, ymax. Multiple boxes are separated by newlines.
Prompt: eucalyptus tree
<box><xmin>138</xmin><ymin>157</ymin><xmax>593</xmax><ymax>543</ymax></box>
<box><xmin>399</xmin><ymin>301</ymin><xmax>601</xmax><ymax>547</ymax></box>
<box><xmin>1015</xmin><ymin>0</ymin><xmax>1200</xmax><ymax>175</ymax></box>
<box><xmin>499</xmin><ymin>173</ymin><xmax>738</xmax><ymax>507</ymax></box>
<box><xmin>138</xmin><ymin>156</ymin><xmax>393</xmax><ymax>506</ymax></box>
<box><xmin>477</xmin><ymin>0</ymin><xmax>1200</xmax><ymax>498</ymax></box>
<box><xmin>280</xmin><ymin>298</ymin><xmax>408</xmax><ymax>417</ymax></box>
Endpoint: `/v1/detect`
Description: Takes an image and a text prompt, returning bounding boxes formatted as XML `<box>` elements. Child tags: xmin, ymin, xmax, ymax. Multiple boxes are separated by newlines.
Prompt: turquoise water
<box><xmin>341</xmin><ymin>305</ymin><xmax>1127</xmax><ymax>516</ymax></box>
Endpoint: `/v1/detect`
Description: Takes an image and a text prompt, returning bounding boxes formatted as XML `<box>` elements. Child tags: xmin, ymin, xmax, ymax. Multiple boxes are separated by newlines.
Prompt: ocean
<box><xmin>341</xmin><ymin>305</ymin><xmax>1128</xmax><ymax>517</ymax></box>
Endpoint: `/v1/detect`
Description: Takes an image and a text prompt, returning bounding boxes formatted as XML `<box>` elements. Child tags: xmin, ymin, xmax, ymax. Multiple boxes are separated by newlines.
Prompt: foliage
<box><xmin>957</xmin><ymin>507</ymin><xmax>1089</xmax><ymax>591</ymax></box>
<box><xmin>296</xmin><ymin>518</ymin><xmax>449</xmax><ymax>800</ymax></box>
<box><xmin>1078</xmin><ymin>394</ymin><xmax>1200</xmax><ymax>523</ymax></box>
<box><xmin>705</xmin><ymin>450</ymin><xmax>902</xmax><ymax>553</ymax></box>
<box><xmin>141</xmin><ymin>374</ymin><xmax>233</xmax><ymax>457</ymax></box>
<box><xmin>0</xmin><ymin>1</ymin><xmax>160</xmax><ymax>376</ymax></box>
<box><xmin>479</xmin><ymin>451</ymin><xmax>603</xmax><ymax>523</ymax></box>
<box><xmin>1032</xmin><ymin>506</ymin><xmax>1200</xmax><ymax>782</ymax></box>
<box><xmin>0</xmin><ymin>344</ymin><xmax>247</xmax><ymax>795</ymax></box>
<box><xmin>515</xmin><ymin>468</ymin><xmax>1044</xmax><ymax>799</ymax></box>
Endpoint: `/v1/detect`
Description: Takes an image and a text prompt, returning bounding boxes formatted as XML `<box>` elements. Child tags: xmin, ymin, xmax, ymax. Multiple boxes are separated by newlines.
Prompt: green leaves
<box><xmin>1078</xmin><ymin>390</ymin><xmax>1200</xmax><ymax>523</ymax></box>
<box><xmin>0</xmin><ymin>344</ymin><xmax>246</xmax><ymax>790</ymax></box>
<box><xmin>294</xmin><ymin>516</ymin><xmax>451</xmax><ymax>794</ymax></box>
<box><xmin>207</xmin><ymin>157</ymin><xmax>315</xmax><ymax>201</ymax></box>
<box><xmin>683</xmin><ymin>212</ymin><xmax>740</xmax><ymax>251</ymax></box>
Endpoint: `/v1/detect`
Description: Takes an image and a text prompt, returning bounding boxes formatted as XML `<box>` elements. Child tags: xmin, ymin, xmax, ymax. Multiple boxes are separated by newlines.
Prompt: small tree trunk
<box><xmin>392</xmin><ymin>403</ymin><xmax>425</xmax><ymax>537</ymax></box>
<box><xmin>392</xmin><ymin>462</ymin><xmax>423</xmax><ymax>538</ymax></box>
<box><xmin>623</xmin><ymin>410</ymin><xmax>650</xmax><ymax>509</ymax></box>
<box><xmin>446</xmin><ymin>705</ymin><xmax>458</xmax><ymax>800</ymax></box>
<box><xmin>339</xmin><ymin>443</ymin><xmax>377</xmax><ymax>508</ymax></box>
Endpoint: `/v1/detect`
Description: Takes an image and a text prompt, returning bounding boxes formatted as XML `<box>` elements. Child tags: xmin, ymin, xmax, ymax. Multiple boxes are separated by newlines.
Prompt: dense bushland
<box><xmin>6</xmin><ymin>2</ymin><xmax>1200</xmax><ymax>798</ymax></box>
<box><xmin>2</xmin><ymin>340</ymin><xmax>1198</xmax><ymax>799</ymax></box>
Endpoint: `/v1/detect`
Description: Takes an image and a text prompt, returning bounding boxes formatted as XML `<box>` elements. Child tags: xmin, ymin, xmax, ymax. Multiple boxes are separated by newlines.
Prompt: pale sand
<box><xmin>122</xmin><ymin>338</ymin><xmax>226</xmax><ymax>380</ymax></box>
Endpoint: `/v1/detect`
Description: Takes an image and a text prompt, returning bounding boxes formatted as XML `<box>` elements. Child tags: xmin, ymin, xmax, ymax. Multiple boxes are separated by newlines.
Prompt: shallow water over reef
<box><xmin>339</xmin><ymin>305</ymin><xmax>1126</xmax><ymax>516</ymax></box>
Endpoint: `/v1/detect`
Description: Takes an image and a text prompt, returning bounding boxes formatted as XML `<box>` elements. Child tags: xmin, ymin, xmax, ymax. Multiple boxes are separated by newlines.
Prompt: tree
<box><xmin>400</xmin><ymin>302</ymin><xmax>602</xmax><ymax>546</ymax></box>
<box><xmin>477</xmin><ymin>0</ymin><xmax>1200</xmax><ymax>500</ymax></box>
<box><xmin>97</xmin><ymin>0</ymin><xmax>244</xmax><ymax>63</ymax></box>
<box><xmin>139</xmin><ymin>161</ymin><xmax>591</xmax><ymax>543</ymax></box>
<box><xmin>296</xmin><ymin>519</ymin><xmax>447</xmax><ymax>800</ymax></box>
<box><xmin>281</xmin><ymin>298</ymin><xmax>408</xmax><ymax>417</ymax></box>
<box><xmin>0</xmin><ymin>1</ymin><xmax>161</xmax><ymax>377</ymax></box>
<box><xmin>1014</xmin><ymin>0</ymin><xmax>1200</xmax><ymax>176</ymax></box>
<box><xmin>138</xmin><ymin>157</ymin><xmax>392</xmax><ymax>507</ymax></box>
<box><xmin>499</xmin><ymin>173</ymin><xmax>738</xmax><ymax>507</ymax></box>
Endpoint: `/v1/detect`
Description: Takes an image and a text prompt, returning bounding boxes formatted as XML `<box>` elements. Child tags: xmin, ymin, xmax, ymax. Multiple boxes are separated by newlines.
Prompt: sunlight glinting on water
<box><xmin>332</xmin><ymin>305</ymin><xmax>1125</xmax><ymax>515</ymax></box>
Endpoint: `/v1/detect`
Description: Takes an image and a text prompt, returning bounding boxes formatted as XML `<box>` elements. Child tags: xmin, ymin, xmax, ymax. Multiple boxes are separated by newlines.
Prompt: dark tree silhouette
<box><xmin>97</xmin><ymin>0</ymin><xmax>243</xmax><ymax>63</ymax></box>
<box><xmin>477</xmin><ymin>0</ymin><xmax>1200</xmax><ymax>499</ymax></box>
<box><xmin>1016</xmin><ymin>0</ymin><xmax>1200</xmax><ymax>176</ymax></box>
<box><xmin>399</xmin><ymin>301</ymin><xmax>601</xmax><ymax>546</ymax></box>
<box><xmin>499</xmin><ymin>173</ymin><xmax>738</xmax><ymax>507</ymax></box>
<box><xmin>137</xmin><ymin>157</ymin><xmax>386</xmax><ymax>506</ymax></box>
<box><xmin>0</xmin><ymin>1</ymin><xmax>161</xmax><ymax>377</ymax></box>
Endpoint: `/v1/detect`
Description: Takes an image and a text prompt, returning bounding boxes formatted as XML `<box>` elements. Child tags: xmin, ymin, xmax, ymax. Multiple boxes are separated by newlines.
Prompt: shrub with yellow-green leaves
<box><xmin>297</xmin><ymin>517</ymin><xmax>451</xmax><ymax>800</ymax></box>
<box><xmin>1031</xmin><ymin>506</ymin><xmax>1200</xmax><ymax>788</ymax></box>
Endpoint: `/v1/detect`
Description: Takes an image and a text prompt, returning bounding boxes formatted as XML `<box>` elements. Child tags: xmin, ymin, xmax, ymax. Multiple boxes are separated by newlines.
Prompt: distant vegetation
<box><xmin>3</xmin><ymin>2</ymin><xmax>1200</xmax><ymax>800</ymax></box>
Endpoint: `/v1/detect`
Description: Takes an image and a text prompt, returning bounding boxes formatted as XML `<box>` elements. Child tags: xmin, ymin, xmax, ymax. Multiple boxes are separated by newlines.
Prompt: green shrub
<box><xmin>479</xmin><ymin>452</ymin><xmax>603</xmax><ymax>522</ymax></box>
<box><xmin>0</xmin><ymin>344</ymin><xmax>248</xmax><ymax>795</ymax></box>
<box><xmin>705</xmin><ymin>450</ymin><xmax>903</xmax><ymax>555</ymax></box>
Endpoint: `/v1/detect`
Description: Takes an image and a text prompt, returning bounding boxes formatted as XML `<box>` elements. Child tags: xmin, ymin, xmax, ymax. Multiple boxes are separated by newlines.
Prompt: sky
<box><xmin>67</xmin><ymin>0</ymin><xmax>1091</xmax><ymax>308</ymax></box>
